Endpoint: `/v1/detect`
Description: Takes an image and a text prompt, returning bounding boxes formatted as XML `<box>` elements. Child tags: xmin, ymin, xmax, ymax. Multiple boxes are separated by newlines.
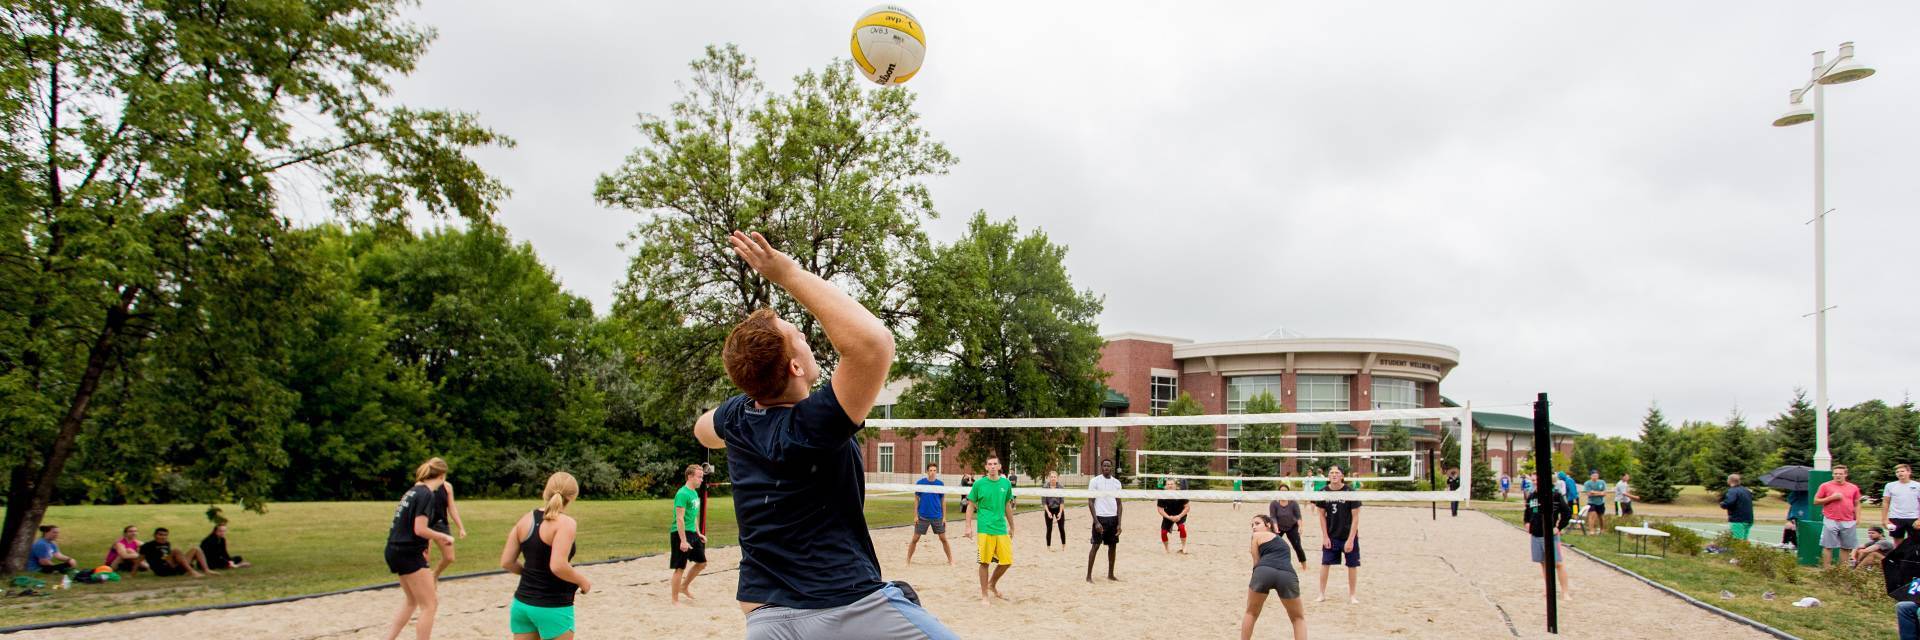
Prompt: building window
<box><xmin>1063</xmin><ymin>446</ymin><xmax>1081</xmax><ymax>476</ymax></box>
<box><xmin>1296</xmin><ymin>374</ymin><xmax>1350</xmax><ymax>412</ymax></box>
<box><xmin>922</xmin><ymin>441</ymin><xmax>942</xmax><ymax>472</ymax></box>
<box><xmin>1150</xmin><ymin>375</ymin><xmax>1179</xmax><ymax>415</ymax></box>
<box><xmin>1227</xmin><ymin>375</ymin><xmax>1283</xmax><ymax>414</ymax></box>
<box><xmin>1371</xmin><ymin>377</ymin><xmax>1423</xmax><ymax>431</ymax></box>
<box><xmin>878</xmin><ymin>444</ymin><xmax>895</xmax><ymax>474</ymax></box>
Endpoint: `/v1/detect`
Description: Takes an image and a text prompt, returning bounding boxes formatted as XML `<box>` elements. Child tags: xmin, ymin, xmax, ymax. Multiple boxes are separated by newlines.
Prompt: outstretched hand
<box><xmin>728</xmin><ymin>230</ymin><xmax>801</xmax><ymax>284</ymax></box>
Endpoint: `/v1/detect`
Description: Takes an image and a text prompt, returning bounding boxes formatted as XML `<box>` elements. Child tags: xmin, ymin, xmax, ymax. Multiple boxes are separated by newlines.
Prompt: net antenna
<box><xmin>865</xmin><ymin>404</ymin><xmax>1473</xmax><ymax>502</ymax></box>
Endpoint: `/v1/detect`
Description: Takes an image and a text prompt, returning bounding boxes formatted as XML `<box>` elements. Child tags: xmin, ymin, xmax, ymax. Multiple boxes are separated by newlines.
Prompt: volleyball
<box><xmin>850</xmin><ymin>5</ymin><xmax>925</xmax><ymax>85</ymax></box>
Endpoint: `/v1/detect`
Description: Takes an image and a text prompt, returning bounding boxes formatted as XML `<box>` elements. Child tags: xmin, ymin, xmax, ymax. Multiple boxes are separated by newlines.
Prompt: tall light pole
<box><xmin>1772</xmin><ymin>41</ymin><xmax>1874</xmax><ymax>567</ymax></box>
<box><xmin>1771</xmin><ymin>41</ymin><xmax>1874</xmax><ymax>473</ymax></box>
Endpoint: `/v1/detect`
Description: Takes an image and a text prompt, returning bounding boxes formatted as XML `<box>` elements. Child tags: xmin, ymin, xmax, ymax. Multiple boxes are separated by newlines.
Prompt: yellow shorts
<box><xmin>976</xmin><ymin>534</ymin><xmax>1013</xmax><ymax>565</ymax></box>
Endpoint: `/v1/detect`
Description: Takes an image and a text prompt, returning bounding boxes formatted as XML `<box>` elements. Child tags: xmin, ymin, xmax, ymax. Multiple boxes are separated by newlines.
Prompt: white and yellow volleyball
<box><xmin>850</xmin><ymin>5</ymin><xmax>925</xmax><ymax>85</ymax></box>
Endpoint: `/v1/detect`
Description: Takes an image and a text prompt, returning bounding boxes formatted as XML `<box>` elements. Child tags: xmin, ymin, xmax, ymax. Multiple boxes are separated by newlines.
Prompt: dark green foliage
<box><xmin>1708</xmin><ymin>411</ymin><xmax>1764</xmax><ymax>499</ymax></box>
<box><xmin>1770</xmin><ymin>390</ymin><xmax>1818</xmax><ymax>468</ymax></box>
<box><xmin>1374</xmin><ymin>426</ymin><xmax>1416</xmax><ymax>491</ymax></box>
<box><xmin>1714</xmin><ymin>532</ymin><xmax>1800</xmax><ymax>583</ymax></box>
<box><xmin>1144</xmin><ymin>392</ymin><xmax>1214</xmax><ymax>488</ymax></box>
<box><xmin>893</xmin><ymin>213</ymin><xmax>1104</xmax><ymax>476</ymax></box>
<box><xmin>1470</xmin><ymin>435</ymin><xmax>1498</xmax><ymax>499</ymax></box>
<box><xmin>1647</xmin><ymin>521</ymin><xmax>1705</xmax><ymax>555</ymax></box>
<box><xmin>1635</xmin><ymin>406</ymin><xmax>1682</xmax><ymax>503</ymax></box>
<box><xmin>1235</xmin><ymin>392</ymin><xmax>1288</xmax><ymax>491</ymax></box>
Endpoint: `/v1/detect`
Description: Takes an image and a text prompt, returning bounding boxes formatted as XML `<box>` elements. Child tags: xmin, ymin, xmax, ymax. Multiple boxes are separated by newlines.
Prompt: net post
<box><xmin>1534</xmin><ymin>392</ymin><xmax>1558</xmax><ymax>634</ymax></box>
<box><xmin>1429</xmin><ymin>447</ymin><xmax>1437</xmax><ymax>520</ymax></box>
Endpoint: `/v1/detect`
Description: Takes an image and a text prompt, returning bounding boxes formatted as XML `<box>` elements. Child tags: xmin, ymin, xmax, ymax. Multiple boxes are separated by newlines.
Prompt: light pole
<box><xmin>1771</xmin><ymin>40</ymin><xmax>1874</xmax><ymax>566</ymax></box>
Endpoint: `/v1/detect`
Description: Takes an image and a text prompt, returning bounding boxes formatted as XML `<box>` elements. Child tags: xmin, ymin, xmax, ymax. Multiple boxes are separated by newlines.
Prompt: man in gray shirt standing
<box><xmin>1615</xmin><ymin>473</ymin><xmax>1638</xmax><ymax>517</ymax></box>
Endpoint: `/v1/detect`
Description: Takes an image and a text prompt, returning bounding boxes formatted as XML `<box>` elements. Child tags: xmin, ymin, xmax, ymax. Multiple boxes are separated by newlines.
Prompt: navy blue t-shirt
<box><xmin>715</xmin><ymin>381</ymin><xmax>882</xmax><ymax>609</ymax></box>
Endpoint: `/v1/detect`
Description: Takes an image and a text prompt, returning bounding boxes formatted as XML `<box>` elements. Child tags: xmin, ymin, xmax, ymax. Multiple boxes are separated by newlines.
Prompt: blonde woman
<box><xmin>383</xmin><ymin>458</ymin><xmax>458</xmax><ymax>640</ymax></box>
<box><xmin>502</xmin><ymin>472</ymin><xmax>590</xmax><ymax>640</ymax></box>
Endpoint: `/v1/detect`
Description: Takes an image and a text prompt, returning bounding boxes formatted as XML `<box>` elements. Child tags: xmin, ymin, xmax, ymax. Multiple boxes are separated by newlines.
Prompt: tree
<box><xmin>0</xmin><ymin>1</ymin><xmax>506</xmax><ymax>573</ymax></box>
<box><xmin>1878</xmin><ymin>399</ymin><xmax>1920</xmax><ymax>485</ymax></box>
<box><xmin>596</xmin><ymin>45</ymin><xmax>954</xmax><ymax>433</ymax></box>
<box><xmin>1708</xmin><ymin>410</ymin><xmax>1763</xmax><ymax>499</ymax></box>
<box><xmin>1374</xmin><ymin>426</ymin><xmax>1416</xmax><ymax>491</ymax></box>
<box><xmin>894</xmin><ymin>213</ymin><xmax>1104</xmax><ymax>475</ymax></box>
<box><xmin>1635</xmin><ymin>405</ymin><xmax>1681</xmax><ymax>503</ymax></box>
<box><xmin>1236</xmin><ymin>391</ymin><xmax>1289</xmax><ymax>490</ymax></box>
<box><xmin>1677</xmin><ymin>421</ymin><xmax>1722</xmax><ymax>487</ymax></box>
<box><xmin>1770</xmin><ymin>389</ymin><xmax>1818</xmax><ymax>468</ymax></box>
<box><xmin>1470</xmin><ymin>436</ymin><xmax>1498</xmax><ymax>499</ymax></box>
<box><xmin>1144</xmin><ymin>392</ymin><xmax>1213</xmax><ymax>487</ymax></box>
<box><xmin>1309</xmin><ymin>422</ymin><xmax>1346</xmax><ymax>479</ymax></box>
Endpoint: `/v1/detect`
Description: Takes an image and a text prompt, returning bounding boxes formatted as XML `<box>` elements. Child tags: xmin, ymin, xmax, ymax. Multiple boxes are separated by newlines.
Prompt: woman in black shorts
<box><xmin>383</xmin><ymin>458</ymin><xmax>457</xmax><ymax>640</ymax></box>
<box><xmin>1264</xmin><ymin>481</ymin><xmax>1309</xmax><ymax>566</ymax></box>
<box><xmin>428</xmin><ymin>469</ymin><xmax>466</xmax><ymax>579</ymax></box>
<box><xmin>1242</xmin><ymin>515</ymin><xmax>1307</xmax><ymax>640</ymax></box>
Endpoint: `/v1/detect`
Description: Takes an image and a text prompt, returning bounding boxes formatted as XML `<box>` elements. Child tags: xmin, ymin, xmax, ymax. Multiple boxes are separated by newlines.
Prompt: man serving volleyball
<box><xmin>695</xmin><ymin>231</ymin><xmax>957</xmax><ymax>640</ymax></box>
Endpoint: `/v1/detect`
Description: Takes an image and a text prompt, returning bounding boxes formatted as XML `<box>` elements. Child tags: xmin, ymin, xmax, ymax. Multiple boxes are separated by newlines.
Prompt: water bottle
<box><xmin>60</xmin><ymin>574</ymin><xmax>71</xmax><ymax>590</ymax></box>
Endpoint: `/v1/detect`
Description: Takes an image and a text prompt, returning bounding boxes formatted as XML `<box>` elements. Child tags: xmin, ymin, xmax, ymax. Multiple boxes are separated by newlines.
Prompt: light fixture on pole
<box><xmin>1769</xmin><ymin>42</ymin><xmax>1873</xmax><ymax>477</ymax></box>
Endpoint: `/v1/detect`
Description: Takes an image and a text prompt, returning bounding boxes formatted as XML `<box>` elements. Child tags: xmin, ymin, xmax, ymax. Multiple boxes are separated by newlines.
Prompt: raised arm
<box><xmin>727</xmin><ymin>231</ymin><xmax>894</xmax><ymax>423</ymax></box>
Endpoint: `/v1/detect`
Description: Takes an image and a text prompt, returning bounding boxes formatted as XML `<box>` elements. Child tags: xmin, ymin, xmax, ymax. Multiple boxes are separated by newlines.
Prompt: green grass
<box><xmin>1475</xmin><ymin>484</ymin><xmax>1796</xmax><ymax>519</ymax></box>
<box><xmin>1486</xmin><ymin>509</ymin><xmax>1888</xmax><ymax>640</ymax></box>
<box><xmin>5</xmin><ymin>494</ymin><xmax>1005</xmax><ymax>628</ymax></box>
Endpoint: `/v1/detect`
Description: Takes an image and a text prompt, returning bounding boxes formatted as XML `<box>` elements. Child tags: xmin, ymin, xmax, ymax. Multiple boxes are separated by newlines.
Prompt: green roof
<box><xmin>1101</xmin><ymin>387</ymin><xmax>1130</xmax><ymax>408</ymax></box>
<box><xmin>1292</xmin><ymin>423</ymin><xmax>1362</xmax><ymax>437</ymax></box>
<box><xmin>1472</xmin><ymin>411</ymin><xmax>1581</xmax><ymax>437</ymax></box>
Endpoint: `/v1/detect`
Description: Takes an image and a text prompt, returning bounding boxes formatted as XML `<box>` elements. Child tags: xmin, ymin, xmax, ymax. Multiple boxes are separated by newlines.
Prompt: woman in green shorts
<box><xmin>500</xmin><ymin>472</ymin><xmax>591</xmax><ymax>639</ymax></box>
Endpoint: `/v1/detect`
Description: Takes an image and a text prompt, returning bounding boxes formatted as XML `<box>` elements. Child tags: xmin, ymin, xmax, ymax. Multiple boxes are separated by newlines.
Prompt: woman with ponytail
<box><xmin>501</xmin><ymin>472</ymin><xmax>590</xmax><ymax>640</ymax></box>
<box><xmin>383</xmin><ymin>458</ymin><xmax>457</xmax><ymax>640</ymax></box>
<box><xmin>428</xmin><ymin>461</ymin><xmax>467</xmax><ymax>578</ymax></box>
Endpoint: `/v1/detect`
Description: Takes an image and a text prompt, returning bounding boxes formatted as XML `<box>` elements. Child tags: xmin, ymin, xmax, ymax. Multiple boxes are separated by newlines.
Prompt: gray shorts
<box><xmin>1531</xmin><ymin>536</ymin><xmax>1563</xmax><ymax>563</ymax></box>
<box><xmin>1821</xmin><ymin>519</ymin><xmax>1859</xmax><ymax>549</ymax></box>
<box><xmin>913</xmin><ymin>518</ymin><xmax>946</xmax><ymax>536</ymax></box>
<box><xmin>1250</xmin><ymin>565</ymin><xmax>1300</xmax><ymax>599</ymax></box>
<box><xmin>746</xmin><ymin>583</ymin><xmax>958</xmax><ymax>640</ymax></box>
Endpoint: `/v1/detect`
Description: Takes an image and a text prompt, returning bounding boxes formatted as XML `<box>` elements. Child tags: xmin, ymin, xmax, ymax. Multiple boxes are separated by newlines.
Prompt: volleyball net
<box><xmin>864</xmin><ymin>404</ymin><xmax>1472</xmax><ymax>502</ymax></box>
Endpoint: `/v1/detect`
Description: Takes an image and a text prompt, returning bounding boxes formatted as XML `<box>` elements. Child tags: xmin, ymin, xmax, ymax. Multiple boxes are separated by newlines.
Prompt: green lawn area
<box><xmin>1484</xmin><ymin>508</ymin><xmax>1892</xmax><ymax>640</ymax></box>
<box><xmin>5</xmin><ymin>493</ymin><xmax>1011</xmax><ymax>629</ymax></box>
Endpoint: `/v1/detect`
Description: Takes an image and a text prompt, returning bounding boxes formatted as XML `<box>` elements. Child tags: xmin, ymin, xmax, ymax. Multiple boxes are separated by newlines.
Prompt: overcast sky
<box><xmin>371</xmin><ymin>1</ymin><xmax>1918</xmax><ymax>436</ymax></box>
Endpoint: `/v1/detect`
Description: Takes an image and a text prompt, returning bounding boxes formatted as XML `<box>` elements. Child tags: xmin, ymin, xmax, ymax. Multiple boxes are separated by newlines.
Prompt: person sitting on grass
<box><xmin>1855</xmin><ymin>526</ymin><xmax>1896</xmax><ymax>569</ymax></box>
<box><xmin>141</xmin><ymin>527</ymin><xmax>215</xmax><ymax>578</ymax></box>
<box><xmin>105</xmin><ymin>525</ymin><xmax>148</xmax><ymax>577</ymax></box>
<box><xmin>202</xmin><ymin>524</ymin><xmax>251</xmax><ymax>570</ymax></box>
<box><xmin>29</xmin><ymin>525</ymin><xmax>77</xmax><ymax>574</ymax></box>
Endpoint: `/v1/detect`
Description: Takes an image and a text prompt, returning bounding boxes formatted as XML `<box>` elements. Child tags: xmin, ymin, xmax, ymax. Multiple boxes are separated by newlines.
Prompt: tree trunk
<box><xmin>2</xmin><ymin>287</ymin><xmax>134</xmax><ymax>574</ymax></box>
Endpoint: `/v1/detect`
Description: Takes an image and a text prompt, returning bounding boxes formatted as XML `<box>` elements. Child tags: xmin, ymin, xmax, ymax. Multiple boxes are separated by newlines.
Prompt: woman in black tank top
<box><xmin>502</xmin><ymin>472</ymin><xmax>590</xmax><ymax>639</ymax></box>
<box><xmin>1242</xmin><ymin>515</ymin><xmax>1308</xmax><ymax>640</ymax></box>
<box><xmin>428</xmin><ymin>479</ymin><xmax>466</xmax><ymax>579</ymax></box>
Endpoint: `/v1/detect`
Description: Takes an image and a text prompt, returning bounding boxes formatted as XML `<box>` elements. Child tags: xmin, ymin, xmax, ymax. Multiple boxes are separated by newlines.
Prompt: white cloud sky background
<box><xmin>368</xmin><ymin>1</ymin><xmax>1919</xmax><ymax>436</ymax></box>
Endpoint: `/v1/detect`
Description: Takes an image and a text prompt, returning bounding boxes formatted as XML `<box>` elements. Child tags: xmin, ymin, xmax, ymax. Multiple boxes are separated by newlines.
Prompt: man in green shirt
<box><xmin>1583</xmin><ymin>470</ymin><xmax>1609</xmax><ymax>535</ymax></box>
<box><xmin>966</xmin><ymin>455</ymin><xmax>1017</xmax><ymax>606</ymax></box>
<box><xmin>670</xmin><ymin>464</ymin><xmax>707</xmax><ymax>606</ymax></box>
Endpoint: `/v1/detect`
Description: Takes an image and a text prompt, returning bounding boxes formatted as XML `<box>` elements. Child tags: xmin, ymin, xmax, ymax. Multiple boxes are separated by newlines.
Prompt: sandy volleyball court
<box><xmin>22</xmin><ymin>503</ymin><xmax>1768</xmax><ymax>639</ymax></box>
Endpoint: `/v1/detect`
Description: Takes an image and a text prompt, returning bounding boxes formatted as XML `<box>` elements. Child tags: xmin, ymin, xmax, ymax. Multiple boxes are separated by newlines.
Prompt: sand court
<box><xmin>23</xmin><ymin>502</ymin><xmax>1770</xmax><ymax>639</ymax></box>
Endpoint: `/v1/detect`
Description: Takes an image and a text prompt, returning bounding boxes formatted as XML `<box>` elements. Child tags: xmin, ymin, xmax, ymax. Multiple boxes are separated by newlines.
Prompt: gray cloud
<box><xmin>383</xmin><ymin>1</ymin><xmax>1919</xmax><ymax>436</ymax></box>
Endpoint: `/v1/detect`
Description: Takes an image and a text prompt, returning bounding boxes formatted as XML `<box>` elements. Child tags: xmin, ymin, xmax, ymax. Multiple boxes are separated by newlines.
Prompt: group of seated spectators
<box><xmin>30</xmin><ymin>523</ymin><xmax>251</xmax><ymax>579</ymax></box>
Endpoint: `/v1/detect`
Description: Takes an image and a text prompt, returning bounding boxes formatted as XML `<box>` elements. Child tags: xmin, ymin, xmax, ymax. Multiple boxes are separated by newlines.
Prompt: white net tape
<box><xmin>863</xmin><ymin>405</ymin><xmax>1475</xmax><ymax>502</ymax></box>
<box><xmin>1132</xmin><ymin>449</ymin><xmax>1418</xmax><ymax>483</ymax></box>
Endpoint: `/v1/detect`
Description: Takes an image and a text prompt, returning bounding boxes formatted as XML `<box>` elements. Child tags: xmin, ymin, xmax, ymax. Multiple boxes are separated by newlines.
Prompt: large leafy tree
<box><xmin>1236</xmin><ymin>391</ymin><xmax>1288</xmax><ymax>490</ymax></box>
<box><xmin>895</xmin><ymin>213</ymin><xmax>1105</xmax><ymax>477</ymax></box>
<box><xmin>1142</xmin><ymin>392</ymin><xmax>1212</xmax><ymax>487</ymax></box>
<box><xmin>0</xmin><ymin>0</ymin><xmax>505</xmax><ymax>572</ymax></box>
<box><xmin>1634</xmin><ymin>405</ymin><xmax>1681</xmax><ymax>503</ymax></box>
<box><xmin>595</xmin><ymin>45</ymin><xmax>954</xmax><ymax>432</ymax></box>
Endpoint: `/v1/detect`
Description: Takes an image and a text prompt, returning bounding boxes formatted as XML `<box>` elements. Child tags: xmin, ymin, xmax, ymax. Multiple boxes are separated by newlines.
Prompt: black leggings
<box><xmin>1045</xmin><ymin>508</ymin><xmax>1067</xmax><ymax>546</ymax></box>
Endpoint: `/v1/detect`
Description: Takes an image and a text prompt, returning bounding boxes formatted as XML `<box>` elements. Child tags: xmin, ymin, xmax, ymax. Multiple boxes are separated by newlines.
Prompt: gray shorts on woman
<box><xmin>1250</xmin><ymin>565</ymin><xmax>1300</xmax><ymax>599</ymax></box>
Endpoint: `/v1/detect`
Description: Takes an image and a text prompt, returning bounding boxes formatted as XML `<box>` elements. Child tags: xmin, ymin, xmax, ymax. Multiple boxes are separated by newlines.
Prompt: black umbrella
<box><xmin>1759</xmin><ymin>465</ymin><xmax>1812</xmax><ymax>492</ymax></box>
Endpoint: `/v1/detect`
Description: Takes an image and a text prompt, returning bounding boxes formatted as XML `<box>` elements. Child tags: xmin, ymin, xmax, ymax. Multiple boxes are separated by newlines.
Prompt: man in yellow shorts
<box><xmin>966</xmin><ymin>455</ymin><xmax>1017</xmax><ymax>606</ymax></box>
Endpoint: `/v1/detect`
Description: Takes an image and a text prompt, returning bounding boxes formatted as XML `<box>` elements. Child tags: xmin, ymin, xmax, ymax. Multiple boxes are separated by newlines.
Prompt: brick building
<box><xmin>860</xmin><ymin>332</ymin><xmax>1577</xmax><ymax>484</ymax></box>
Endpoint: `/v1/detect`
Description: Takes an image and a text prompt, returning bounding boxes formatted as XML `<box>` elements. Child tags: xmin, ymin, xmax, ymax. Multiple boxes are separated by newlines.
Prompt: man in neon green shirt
<box><xmin>966</xmin><ymin>455</ymin><xmax>1016</xmax><ymax>606</ymax></box>
<box><xmin>670</xmin><ymin>464</ymin><xmax>707</xmax><ymax>606</ymax></box>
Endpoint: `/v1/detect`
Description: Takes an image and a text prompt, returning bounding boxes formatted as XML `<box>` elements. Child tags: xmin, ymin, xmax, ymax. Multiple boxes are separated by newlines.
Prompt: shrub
<box><xmin>1714</xmin><ymin>533</ymin><xmax>1801</xmax><ymax>583</ymax></box>
<box><xmin>1648</xmin><ymin>522</ymin><xmax>1706</xmax><ymax>556</ymax></box>
<box><xmin>1813</xmin><ymin>561</ymin><xmax>1886</xmax><ymax>599</ymax></box>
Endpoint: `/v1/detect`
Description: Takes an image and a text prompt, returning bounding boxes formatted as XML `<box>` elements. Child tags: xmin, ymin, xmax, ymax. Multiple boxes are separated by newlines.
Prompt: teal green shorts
<box><xmin>509</xmin><ymin>598</ymin><xmax>575</xmax><ymax>639</ymax></box>
<box><xmin>1730</xmin><ymin>522</ymin><xmax>1753</xmax><ymax>540</ymax></box>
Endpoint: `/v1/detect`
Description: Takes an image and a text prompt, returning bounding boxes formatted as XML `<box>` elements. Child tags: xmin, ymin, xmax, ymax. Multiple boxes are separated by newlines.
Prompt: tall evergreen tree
<box><xmin>1878</xmin><ymin>399</ymin><xmax>1920</xmax><ymax>483</ymax></box>
<box><xmin>1374</xmin><ymin>426</ymin><xmax>1417</xmax><ymax>491</ymax></box>
<box><xmin>1235</xmin><ymin>391</ymin><xmax>1289</xmax><ymax>490</ymax></box>
<box><xmin>1311</xmin><ymin>422</ymin><xmax>1346</xmax><ymax>478</ymax></box>
<box><xmin>1770</xmin><ymin>390</ymin><xmax>1818</xmax><ymax>468</ymax></box>
<box><xmin>1708</xmin><ymin>410</ymin><xmax>1763</xmax><ymax>498</ymax></box>
<box><xmin>1471</xmin><ymin>436</ymin><xmax>1498</xmax><ymax>499</ymax></box>
<box><xmin>1635</xmin><ymin>405</ymin><xmax>1681</xmax><ymax>503</ymax></box>
<box><xmin>1145</xmin><ymin>392</ymin><xmax>1215</xmax><ymax>487</ymax></box>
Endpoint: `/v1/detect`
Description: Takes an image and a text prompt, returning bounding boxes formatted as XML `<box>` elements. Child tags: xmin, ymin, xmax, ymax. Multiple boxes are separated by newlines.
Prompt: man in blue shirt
<box><xmin>1721</xmin><ymin>473</ymin><xmax>1756</xmax><ymax>540</ymax></box>
<box><xmin>907</xmin><ymin>463</ymin><xmax>953</xmax><ymax>565</ymax></box>
<box><xmin>695</xmin><ymin>231</ymin><xmax>956</xmax><ymax>640</ymax></box>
